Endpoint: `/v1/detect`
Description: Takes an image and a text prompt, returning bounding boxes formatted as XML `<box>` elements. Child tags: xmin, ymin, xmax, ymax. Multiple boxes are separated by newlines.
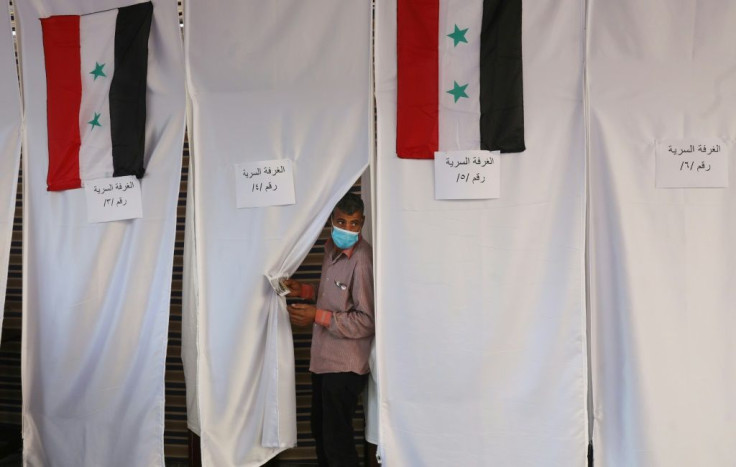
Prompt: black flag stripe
<box><xmin>480</xmin><ymin>0</ymin><xmax>525</xmax><ymax>153</ymax></box>
<box><xmin>110</xmin><ymin>1</ymin><xmax>153</xmax><ymax>178</ymax></box>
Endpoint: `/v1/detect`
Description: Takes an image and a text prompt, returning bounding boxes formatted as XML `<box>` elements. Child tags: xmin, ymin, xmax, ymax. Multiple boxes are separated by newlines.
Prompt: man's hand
<box><xmin>287</xmin><ymin>303</ymin><xmax>317</xmax><ymax>327</ymax></box>
<box><xmin>282</xmin><ymin>278</ymin><xmax>303</xmax><ymax>297</ymax></box>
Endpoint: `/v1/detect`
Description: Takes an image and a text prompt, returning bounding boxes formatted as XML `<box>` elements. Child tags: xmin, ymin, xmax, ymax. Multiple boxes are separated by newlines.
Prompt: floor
<box><xmin>0</xmin><ymin>425</ymin><xmax>20</xmax><ymax>466</ymax></box>
<box><xmin>0</xmin><ymin>425</ymin><xmax>190</xmax><ymax>467</ymax></box>
<box><xmin>0</xmin><ymin>425</ymin><xmax>591</xmax><ymax>466</ymax></box>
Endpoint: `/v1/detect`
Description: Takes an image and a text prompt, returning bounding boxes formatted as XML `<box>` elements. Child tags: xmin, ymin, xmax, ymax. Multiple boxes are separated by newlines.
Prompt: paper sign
<box><xmin>235</xmin><ymin>159</ymin><xmax>296</xmax><ymax>208</ymax></box>
<box><xmin>84</xmin><ymin>176</ymin><xmax>143</xmax><ymax>223</ymax></box>
<box><xmin>656</xmin><ymin>139</ymin><xmax>729</xmax><ymax>188</ymax></box>
<box><xmin>434</xmin><ymin>150</ymin><xmax>500</xmax><ymax>200</ymax></box>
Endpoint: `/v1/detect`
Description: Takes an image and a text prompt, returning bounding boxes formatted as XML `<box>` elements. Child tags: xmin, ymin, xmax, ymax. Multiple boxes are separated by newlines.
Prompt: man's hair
<box><xmin>334</xmin><ymin>192</ymin><xmax>364</xmax><ymax>216</ymax></box>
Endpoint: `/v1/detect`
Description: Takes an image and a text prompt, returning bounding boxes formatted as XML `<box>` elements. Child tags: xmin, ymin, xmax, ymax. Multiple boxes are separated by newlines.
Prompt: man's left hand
<box><xmin>287</xmin><ymin>303</ymin><xmax>317</xmax><ymax>327</ymax></box>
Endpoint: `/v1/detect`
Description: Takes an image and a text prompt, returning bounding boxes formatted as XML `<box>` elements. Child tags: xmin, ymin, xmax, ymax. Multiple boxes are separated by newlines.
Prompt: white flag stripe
<box><xmin>438</xmin><ymin>0</ymin><xmax>482</xmax><ymax>151</ymax></box>
<box><xmin>79</xmin><ymin>9</ymin><xmax>116</xmax><ymax>182</ymax></box>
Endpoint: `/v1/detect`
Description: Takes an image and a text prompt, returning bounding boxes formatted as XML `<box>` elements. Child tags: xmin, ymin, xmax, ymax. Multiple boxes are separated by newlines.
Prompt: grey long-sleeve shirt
<box><xmin>307</xmin><ymin>237</ymin><xmax>374</xmax><ymax>375</ymax></box>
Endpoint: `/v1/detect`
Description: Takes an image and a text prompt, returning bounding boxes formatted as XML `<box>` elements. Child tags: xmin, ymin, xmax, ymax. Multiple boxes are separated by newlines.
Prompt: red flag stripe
<box><xmin>41</xmin><ymin>15</ymin><xmax>82</xmax><ymax>191</ymax></box>
<box><xmin>397</xmin><ymin>0</ymin><xmax>439</xmax><ymax>159</ymax></box>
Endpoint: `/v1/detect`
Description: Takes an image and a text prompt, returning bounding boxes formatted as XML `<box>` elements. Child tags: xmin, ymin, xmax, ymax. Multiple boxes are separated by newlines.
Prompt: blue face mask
<box><xmin>331</xmin><ymin>225</ymin><xmax>359</xmax><ymax>250</ymax></box>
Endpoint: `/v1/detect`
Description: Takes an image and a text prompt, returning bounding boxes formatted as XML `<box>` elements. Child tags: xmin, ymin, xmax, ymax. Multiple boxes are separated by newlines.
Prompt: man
<box><xmin>284</xmin><ymin>192</ymin><xmax>374</xmax><ymax>467</ymax></box>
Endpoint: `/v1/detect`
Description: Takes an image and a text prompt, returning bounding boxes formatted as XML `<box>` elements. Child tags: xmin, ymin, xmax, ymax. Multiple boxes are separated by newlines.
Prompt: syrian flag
<box><xmin>41</xmin><ymin>2</ymin><xmax>152</xmax><ymax>191</ymax></box>
<box><xmin>397</xmin><ymin>0</ymin><xmax>525</xmax><ymax>159</ymax></box>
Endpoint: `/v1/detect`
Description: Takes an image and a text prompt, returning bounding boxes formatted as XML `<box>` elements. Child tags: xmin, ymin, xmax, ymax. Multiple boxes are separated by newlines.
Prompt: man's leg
<box><xmin>311</xmin><ymin>373</ymin><xmax>328</xmax><ymax>466</ymax></box>
<box><xmin>321</xmin><ymin>372</ymin><xmax>368</xmax><ymax>467</ymax></box>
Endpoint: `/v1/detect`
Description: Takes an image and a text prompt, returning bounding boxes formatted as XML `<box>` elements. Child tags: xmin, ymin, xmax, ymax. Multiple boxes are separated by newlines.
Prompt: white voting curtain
<box><xmin>374</xmin><ymin>0</ymin><xmax>588</xmax><ymax>465</ymax></box>
<box><xmin>0</xmin><ymin>2</ymin><xmax>21</xmax><ymax>344</ymax></box>
<box><xmin>16</xmin><ymin>0</ymin><xmax>185</xmax><ymax>465</ymax></box>
<box><xmin>183</xmin><ymin>1</ymin><xmax>371</xmax><ymax>465</ymax></box>
<box><xmin>588</xmin><ymin>2</ymin><xmax>736</xmax><ymax>466</ymax></box>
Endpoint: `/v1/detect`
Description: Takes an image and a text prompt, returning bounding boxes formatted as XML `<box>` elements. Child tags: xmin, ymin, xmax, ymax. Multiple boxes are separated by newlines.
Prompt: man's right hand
<box><xmin>282</xmin><ymin>278</ymin><xmax>303</xmax><ymax>297</ymax></box>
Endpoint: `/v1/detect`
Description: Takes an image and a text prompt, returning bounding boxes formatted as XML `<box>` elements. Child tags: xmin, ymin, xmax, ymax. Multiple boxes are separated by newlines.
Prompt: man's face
<box><xmin>332</xmin><ymin>208</ymin><xmax>364</xmax><ymax>233</ymax></box>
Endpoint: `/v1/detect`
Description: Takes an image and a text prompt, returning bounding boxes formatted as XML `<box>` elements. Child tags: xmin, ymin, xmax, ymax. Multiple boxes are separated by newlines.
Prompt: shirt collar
<box><xmin>331</xmin><ymin>235</ymin><xmax>361</xmax><ymax>261</ymax></box>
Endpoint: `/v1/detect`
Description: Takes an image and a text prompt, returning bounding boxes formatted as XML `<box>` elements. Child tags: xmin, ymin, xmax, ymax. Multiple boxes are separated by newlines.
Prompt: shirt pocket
<box><xmin>321</xmin><ymin>262</ymin><xmax>355</xmax><ymax>312</ymax></box>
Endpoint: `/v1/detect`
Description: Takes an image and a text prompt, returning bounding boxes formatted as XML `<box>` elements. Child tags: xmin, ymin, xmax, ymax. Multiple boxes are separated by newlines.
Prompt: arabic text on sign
<box><xmin>234</xmin><ymin>159</ymin><xmax>296</xmax><ymax>208</ymax></box>
<box><xmin>655</xmin><ymin>139</ymin><xmax>728</xmax><ymax>188</ymax></box>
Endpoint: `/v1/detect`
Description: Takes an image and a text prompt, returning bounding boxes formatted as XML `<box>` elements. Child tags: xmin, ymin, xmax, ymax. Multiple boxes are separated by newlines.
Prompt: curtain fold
<box><xmin>0</xmin><ymin>0</ymin><xmax>22</xmax><ymax>344</ymax></box>
<box><xmin>183</xmin><ymin>1</ymin><xmax>371</xmax><ymax>464</ymax></box>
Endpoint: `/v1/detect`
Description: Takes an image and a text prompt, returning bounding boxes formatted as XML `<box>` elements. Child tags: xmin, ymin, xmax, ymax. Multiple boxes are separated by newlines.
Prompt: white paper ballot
<box><xmin>235</xmin><ymin>159</ymin><xmax>296</xmax><ymax>208</ymax></box>
<box><xmin>656</xmin><ymin>139</ymin><xmax>729</xmax><ymax>188</ymax></box>
<box><xmin>265</xmin><ymin>274</ymin><xmax>292</xmax><ymax>297</ymax></box>
<box><xmin>434</xmin><ymin>150</ymin><xmax>500</xmax><ymax>200</ymax></box>
<box><xmin>84</xmin><ymin>176</ymin><xmax>143</xmax><ymax>223</ymax></box>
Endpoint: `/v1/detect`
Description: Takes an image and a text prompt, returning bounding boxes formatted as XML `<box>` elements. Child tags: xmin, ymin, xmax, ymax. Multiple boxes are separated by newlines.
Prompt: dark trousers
<box><xmin>311</xmin><ymin>372</ymin><xmax>368</xmax><ymax>467</ymax></box>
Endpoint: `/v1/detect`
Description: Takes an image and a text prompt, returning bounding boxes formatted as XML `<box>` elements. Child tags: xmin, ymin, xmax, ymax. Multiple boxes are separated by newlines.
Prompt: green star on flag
<box><xmin>88</xmin><ymin>112</ymin><xmax>102</xmax><ymax>129</ymax></box>
<box><xmin>447</xmin><ymin>24</ymin><xmax>468</xmax><ymax>47</ymax></box>
<box><xmin>90</xmin><ymin>62</ymin><xmax>107</xmax><ymax>80</ymax></box>
<box><xmin>447</xmin><ymin>81</ymin><xmax>469</xmax><ymax>103</ymax></box>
